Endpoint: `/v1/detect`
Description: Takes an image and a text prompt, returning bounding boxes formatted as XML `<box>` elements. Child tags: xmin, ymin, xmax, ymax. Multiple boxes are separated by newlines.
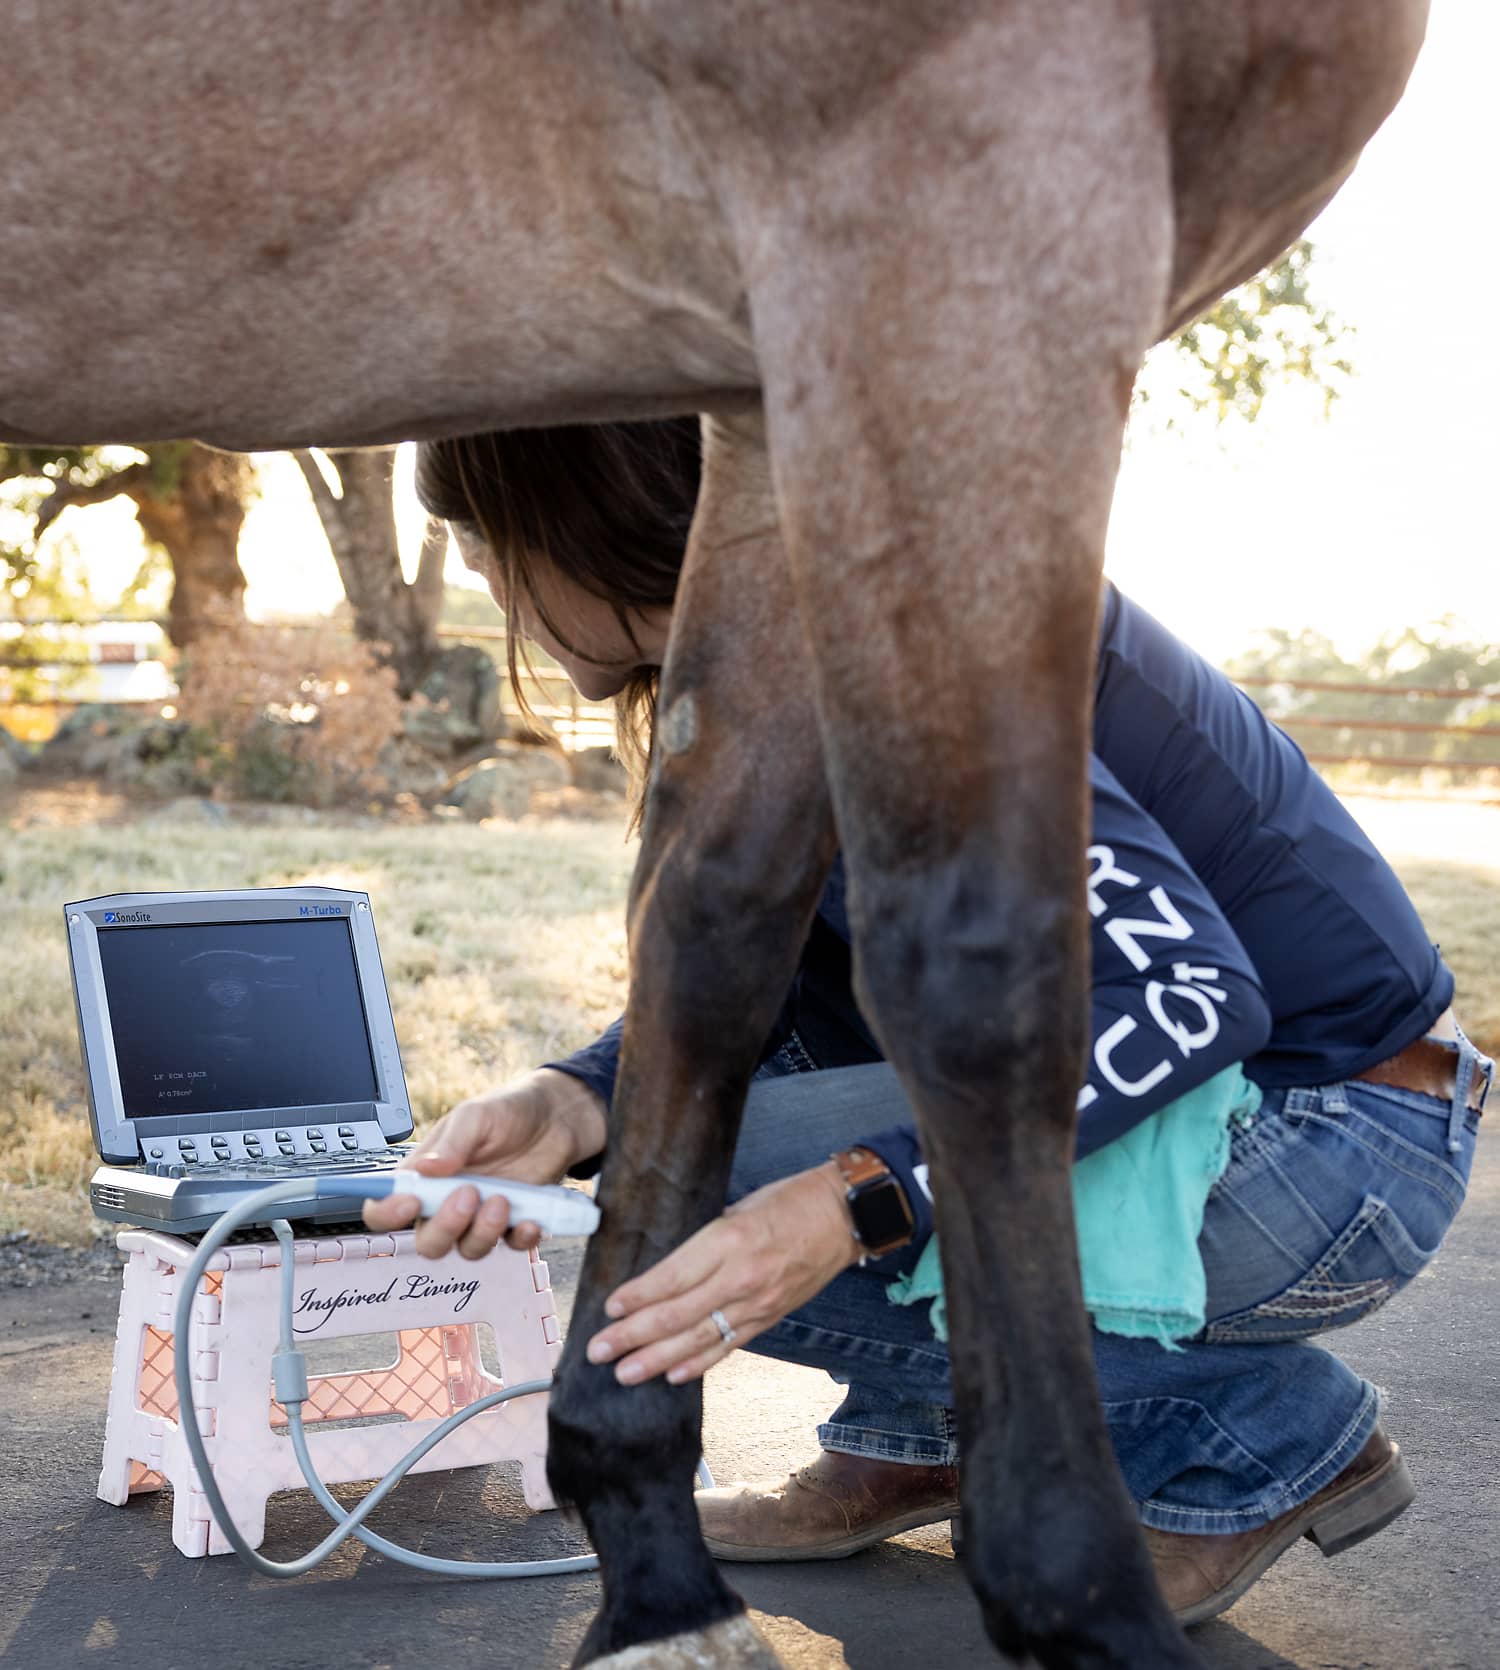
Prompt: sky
<box><xmin>41</xmin><ymin>2</ymin><xmax>1500</xmax><ymax>670</ymax></box>
<box><xmin>1106</xmin><ymin>1</ymin><xmax>1500</xmax><ymax>661</ymax></box>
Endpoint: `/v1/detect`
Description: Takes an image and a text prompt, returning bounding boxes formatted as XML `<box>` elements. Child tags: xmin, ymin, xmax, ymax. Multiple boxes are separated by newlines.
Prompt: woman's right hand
<box><xmin>362</xmin><ymin>1067</ymin><xmax>607</xmax><ymax>1261</ymax></box>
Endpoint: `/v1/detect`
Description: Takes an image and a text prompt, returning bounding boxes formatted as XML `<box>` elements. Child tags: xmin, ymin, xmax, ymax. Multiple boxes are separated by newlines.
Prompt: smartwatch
<box><xmin>831</xmin><ymin>1145</ymin><xmax>915</xmax><ymax>1260</ymax></box>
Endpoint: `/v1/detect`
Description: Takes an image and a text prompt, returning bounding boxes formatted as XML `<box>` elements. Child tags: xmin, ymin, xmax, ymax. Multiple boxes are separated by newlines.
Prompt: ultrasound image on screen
<box><xmin>96</xmin><ymin>918</ymin><xmax>379</xmax><ymax>1118</ymax></box>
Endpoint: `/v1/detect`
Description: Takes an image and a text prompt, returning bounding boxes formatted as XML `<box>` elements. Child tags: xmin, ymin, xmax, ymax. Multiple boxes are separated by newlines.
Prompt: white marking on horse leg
<box><xmin>658</xmin><ymin>691</ymin><xmax>699</xmax><ymax>756</ymax></box>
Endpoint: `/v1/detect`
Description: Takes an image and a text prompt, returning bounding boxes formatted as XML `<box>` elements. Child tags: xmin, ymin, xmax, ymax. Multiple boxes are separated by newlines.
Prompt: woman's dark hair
<box><xmin>415</xmin><ymin>419</ymin><xmax>701</xmax><ymax>817</ymax></box>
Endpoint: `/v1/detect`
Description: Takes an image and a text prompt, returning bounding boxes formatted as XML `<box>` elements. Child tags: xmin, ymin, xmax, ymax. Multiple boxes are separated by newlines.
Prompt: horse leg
<box><xmin>696</xmin><ymin>22</ymin><xmax>1202</xmax><ymax>1670</ymax></box>
<box><xmin>545</xmin><ymin>410</ymin><xmax>837</xmax><ymax>1668</ymax></box>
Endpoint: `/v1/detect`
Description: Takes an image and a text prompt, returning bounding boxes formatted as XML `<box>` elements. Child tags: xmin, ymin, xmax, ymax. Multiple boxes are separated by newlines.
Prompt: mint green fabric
<box><xmin>886</xmin><ymin>1065</ymin><xmax>1262</xmax><ymax>1348</ymax></box>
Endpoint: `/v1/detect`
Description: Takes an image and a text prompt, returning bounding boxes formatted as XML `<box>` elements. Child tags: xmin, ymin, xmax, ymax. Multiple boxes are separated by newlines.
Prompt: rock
<box><xmin>42</xmin><ymin>703</ymin><xmax>140</xmax><ymax>769</ymax></box>
<box><xmin>403</xmin><ymin>645</ymin><xmax>504</xmax><ymax>755</ymax></box>
<box><xmin>376</xmin><ymin>734</ymin><xmax>454</xmax><ymax>800</ymax></box>
<box><xmin>568</xmin><ymin>745</ymin><xmax>628</xmax><ymax>796</ymax></box>
<box><xmin>42</xmin><ymin>707</ymin><xmax>211</xmax><ymax>794</ymax></box>
<box><xmin>0</xmin><ymin>727</ymin><xmax>29</xmax><ymax>783</ymax></box>
<box><xmin>441</xmin><ymin>745</ymin><xmax>572</xmax><ymax>820</ymax></box>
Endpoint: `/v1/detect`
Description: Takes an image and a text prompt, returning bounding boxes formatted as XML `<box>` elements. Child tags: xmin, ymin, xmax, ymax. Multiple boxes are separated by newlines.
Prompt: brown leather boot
<box><xmin>696</xmin><ymin>1450</ymin><xmax>961</xmax><ymax>1562</ymax></box>
<box><xmin>1143</xmin><ymin>1426</ymin><xmax>1415</xmax><ymax>1627</ymax></box>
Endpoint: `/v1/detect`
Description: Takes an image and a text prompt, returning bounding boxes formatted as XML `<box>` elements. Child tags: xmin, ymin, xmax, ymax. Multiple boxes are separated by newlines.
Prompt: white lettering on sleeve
<box><xmin>1146</xmin><ymin>979</ymin><xmax>1223</xmax><ymax>1057</ymax></box>
<box><xmin>1093</xmin><ymin>1013</ymin><xmax>1173</xmax><ymax>1098</ymax></box>
<box><xmin>1086</xmin><ymin>845</ymin><xmax>1141</xmax><ymax>918</ymax></box>
<box><xmin>1169</xmin><ymin>963</ymin><xmax>1228</xmax><ymax>1001</ymax></box>
<box><xmin>1104</xmin><ymin>884</ymin><xmax>1195</xmax><ymax>972</ymax></box>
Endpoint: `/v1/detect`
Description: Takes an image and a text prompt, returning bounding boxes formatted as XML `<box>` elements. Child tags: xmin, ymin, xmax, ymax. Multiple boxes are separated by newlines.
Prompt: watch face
<box><xmin>852</xmin><ymin>1177</ymin><xmax>913</xmax><ymax>1252</ymax></box>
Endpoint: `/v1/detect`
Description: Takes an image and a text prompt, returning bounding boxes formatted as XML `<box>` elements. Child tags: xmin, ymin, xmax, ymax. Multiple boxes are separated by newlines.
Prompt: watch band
<box><xmin>831</xmin><ymin>1145</ymin><xmax>915</xmax><ymax>1260</ymax></box>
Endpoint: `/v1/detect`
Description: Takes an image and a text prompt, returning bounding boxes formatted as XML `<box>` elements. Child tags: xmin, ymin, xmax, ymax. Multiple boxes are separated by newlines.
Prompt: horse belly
<box><xmin>0</xmin><ymin>0</ymin><xmax>753</xmax><ymax>448</ymax></box>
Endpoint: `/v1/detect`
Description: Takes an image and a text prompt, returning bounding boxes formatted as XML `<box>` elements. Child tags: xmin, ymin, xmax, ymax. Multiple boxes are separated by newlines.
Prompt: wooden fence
<box><xmin>0</xmin><ymin>621</ymin><xmax>617</xmax><ymax>750</ymax></box>
<box><xmin>1232</xmin><ymin>675</ymin><xmax>1500</xmax><ymax>778</ymax></box>
<box><xmin>5</xmin><ymin>617</ymin><xmax>1500</xmax><ymax>781</ymax></box>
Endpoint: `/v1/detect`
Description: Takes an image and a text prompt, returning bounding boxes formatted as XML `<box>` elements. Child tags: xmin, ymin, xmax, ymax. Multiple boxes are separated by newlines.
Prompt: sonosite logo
<box><xmin>101</xmin><ymin>910</ymin><xmax>152</xmax><ymax>924</ymax></box>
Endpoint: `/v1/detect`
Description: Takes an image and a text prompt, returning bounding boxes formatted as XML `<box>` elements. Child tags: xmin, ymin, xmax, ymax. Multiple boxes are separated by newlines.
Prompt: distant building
<box><xmin>0</xmin><ymin>620</ymin><xmax>175</xmax><ymax>739</ymax></box>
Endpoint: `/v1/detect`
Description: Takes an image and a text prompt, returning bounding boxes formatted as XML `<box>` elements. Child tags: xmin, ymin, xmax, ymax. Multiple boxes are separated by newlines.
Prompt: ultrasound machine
<box><xmin>69</xmin><ymin>885</ymin><xmax>417</xmax><ymax>1233</ymax></box>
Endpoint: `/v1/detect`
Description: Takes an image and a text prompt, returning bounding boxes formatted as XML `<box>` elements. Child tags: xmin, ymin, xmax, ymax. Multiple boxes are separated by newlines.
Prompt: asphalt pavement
<box><xmin>3</xmin><ymin>1141</ymin><xmax>1496</xmax><ymax>1670</ymax></box>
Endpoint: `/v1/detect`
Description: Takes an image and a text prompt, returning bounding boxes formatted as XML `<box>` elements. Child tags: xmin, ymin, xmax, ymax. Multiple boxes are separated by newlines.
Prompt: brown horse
<box><xmin>3</xmin><ymin>3</ymin><xmax>1429</xmax><ymax>1664</ymax></box>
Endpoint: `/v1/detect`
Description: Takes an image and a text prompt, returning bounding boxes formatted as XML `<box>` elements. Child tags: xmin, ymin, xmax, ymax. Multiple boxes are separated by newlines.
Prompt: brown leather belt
<box><xmin>1354</xmin><ymin>1036</ymin><xmax>1488</xmax><ymax>1113</ymax></box>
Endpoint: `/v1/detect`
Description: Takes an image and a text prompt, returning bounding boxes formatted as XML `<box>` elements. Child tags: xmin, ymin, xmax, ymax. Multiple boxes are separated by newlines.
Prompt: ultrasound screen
<box><xmin>96</xmin><ymin>918</ymin><xmax>379</xmax><ymax>1118</ymax></box>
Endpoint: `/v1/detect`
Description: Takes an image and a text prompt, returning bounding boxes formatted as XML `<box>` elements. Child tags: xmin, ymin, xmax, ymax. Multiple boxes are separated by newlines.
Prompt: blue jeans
<box><xmin>732</xmin><ymin>1034</ymin><xmax>1486</xmax><ymax>1533</ymax></box>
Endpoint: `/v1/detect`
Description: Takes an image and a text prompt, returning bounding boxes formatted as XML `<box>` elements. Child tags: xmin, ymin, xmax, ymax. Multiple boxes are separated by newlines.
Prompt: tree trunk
<box><xmin>130</xmin><ymin>446</ymin><xmax>255</xmax><ymax>648</ymax></box>
<box><xmin>293</xmin><ymin>448</ymin><xmax>444</xmax><ymax>698</ymax></box>
<box><xmin>21</xmin><ymin>443</ymin><xmax>254</xmax><ymax>650</ymax></box>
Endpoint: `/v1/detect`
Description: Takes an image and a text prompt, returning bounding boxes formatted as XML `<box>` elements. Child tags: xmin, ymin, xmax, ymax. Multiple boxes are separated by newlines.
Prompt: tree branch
<box><xmin>412</xmin><ymin>515</ymin><xmax>448</xmax><ymax>632</ymax></box>
<box><xmin>33</xmin><ymin>462</ymin><xmax>154</xmax><ymax>539</ymax></box>
<box><xmin>292</xmin><ymin>448</ymin><xmax>344</xmax><ymax>532</ymax></box>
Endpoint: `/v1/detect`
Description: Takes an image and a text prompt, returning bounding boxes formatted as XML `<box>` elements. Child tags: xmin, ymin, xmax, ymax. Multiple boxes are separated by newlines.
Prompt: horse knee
<box><xmin>631</xmin><ymin>850</ymin><xmax>818</xmax><ymax>1065</ymax></box>
<box><xmin>851</xmin><ymin>864</ymin><xmax>1085</xmax><ymax>1114</ymax></box>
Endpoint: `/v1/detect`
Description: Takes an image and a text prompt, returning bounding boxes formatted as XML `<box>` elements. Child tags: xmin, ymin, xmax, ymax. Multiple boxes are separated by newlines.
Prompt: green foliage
<box><xmin>440</xmin><ymin>583</ymin><xmax>504</xmax><ymax>630</ymax></box>
<box><xmin>1225</xmin><ymin>619</ymin><xmax>1500</xmax><ymax>776</ymax></box>
<box><xmin>0</xmin><ymin>445</ymin><xmax>135</xmax><ymax>590</ymax></box>
<box><xmin>145</xmin><ymin>441</ymin><xmax>191</xmax><ymax>499</ymax></box>
<box><xmin>1139</xmin><ymin>240</ymin><xmax>1352</xmax><ymax>429</ymax></box>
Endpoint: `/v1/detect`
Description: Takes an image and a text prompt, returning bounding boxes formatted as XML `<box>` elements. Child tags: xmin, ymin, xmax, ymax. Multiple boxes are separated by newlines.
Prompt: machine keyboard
<box><xmin>146</xmin><ymin>1149</ymin><xmax>409</xmax><ymax>1181</ymax></box>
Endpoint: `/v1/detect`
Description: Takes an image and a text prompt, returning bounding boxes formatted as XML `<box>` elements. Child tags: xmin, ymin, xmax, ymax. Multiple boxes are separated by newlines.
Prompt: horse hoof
<box><xmin>586</xmin><ymin>1615</ymin><xmax>785</xmax><ymax>1669</ymax></box>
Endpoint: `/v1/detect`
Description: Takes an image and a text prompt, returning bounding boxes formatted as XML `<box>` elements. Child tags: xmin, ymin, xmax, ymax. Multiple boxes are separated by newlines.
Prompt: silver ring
<box><xmin>709</xmin><ymin>1308</ymin><xmax>737</xmax><ymax>1346</ymax></box>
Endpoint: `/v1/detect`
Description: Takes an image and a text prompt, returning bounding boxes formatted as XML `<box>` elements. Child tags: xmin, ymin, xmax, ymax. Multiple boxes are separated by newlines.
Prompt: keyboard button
<box><xmin>341</xmin><ymin>1138</ymin><xmax>359</xmax><ymax>1150</ymax></box>
<box><xmin>307</xmin><ymin>1128</ymin><xmax>324</xmax><ymax>1139</ymax></box>
<box><xmin>337</xmin><ymin>1125</ymin><xmax>354</xmax><ymax>1136</ymax></box>
<box><xmin>178</xmin><ymin>1138</ymin><xmax>195</xmax><ymax>1150</ymax></box>
<box><xmin>148</xmin><ymin>1147</ymin><xmax>164</xmax><ymax>1159</ymax></box>
<box><xmin>275</xmin><ymin>1131</ymin><xmax>291</xmax><ymax>1142</ymax></box>
<box><xmin>279</xmin><ymin>1143</ymin><xmax>296</xmax><ymax>1155</ymax></box>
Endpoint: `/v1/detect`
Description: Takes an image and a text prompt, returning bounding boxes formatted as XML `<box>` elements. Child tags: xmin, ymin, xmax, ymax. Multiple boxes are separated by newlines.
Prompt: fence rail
<box><xmin>0</xmin><ymin>619</ymin><xmax>619</xmax><ymax>751</ymax></box>
<box><xmin>1232</xmin><ymin>673</ymin><xmax>1500</xmax><ymax>703</ymax></box>
<box><xmin>1237</xmin><ymin>676</ymin><xmax>1500</xmax><ymax>779</ymax></box>
<box><xmin>4</xmin><ymin>617</ymin><xmax>1499</xmax><ymax>782</ymax></box>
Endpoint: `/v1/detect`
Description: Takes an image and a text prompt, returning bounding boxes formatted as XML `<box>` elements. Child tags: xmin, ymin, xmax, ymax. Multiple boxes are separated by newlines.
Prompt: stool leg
<box><xmin>518</xmin><ymin>1441</ymin><xmax>556</xmax><ymax>1513</ymax></box>
<box><xmin>471</xmin><ymin>1248</ymin><xmax>559</xmax><ymax>1513</ymax></box>
<box><xmin>98</xmin><ymin>1246</ymin><xmax>153</xmax><ymax>1506</ymax></box>
<box><xmin>203</xmin><ymin>1475</ymin><xmax>269</xmax><ymax>1558</ymax></box>
<box><xmin>172</xmin><ymin>1483</ymin><xmax>212</xmax><ymax>1559</ymax></box>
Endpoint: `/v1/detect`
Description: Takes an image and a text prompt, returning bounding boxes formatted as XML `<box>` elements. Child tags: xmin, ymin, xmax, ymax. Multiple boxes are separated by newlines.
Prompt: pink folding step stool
<box><xmin>97</xmin><ymin>1224</ymin><xmax>562</xmax><ymax>1557</ymax></box>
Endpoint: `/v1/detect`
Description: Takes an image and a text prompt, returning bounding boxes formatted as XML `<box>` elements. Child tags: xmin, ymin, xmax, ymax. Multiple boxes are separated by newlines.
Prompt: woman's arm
<box><xmin>588</xmin><ymin>757</ymin><xmax>1274</xmax><ymax>1384</ymax></box>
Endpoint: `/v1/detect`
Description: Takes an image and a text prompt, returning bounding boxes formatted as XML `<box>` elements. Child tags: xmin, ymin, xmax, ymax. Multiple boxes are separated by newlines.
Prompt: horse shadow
<box><xmin>729</xmin><ymin>1531</ymin><xmax>1312</xmax><ymax>1670</ymax></box>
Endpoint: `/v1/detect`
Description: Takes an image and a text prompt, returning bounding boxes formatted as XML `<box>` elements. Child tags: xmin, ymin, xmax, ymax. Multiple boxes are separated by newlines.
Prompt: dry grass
<box><xmin>1</xmin><ymin>793</ymin><xmax>634</xmax><ymax>1244</ymax></box>
<box><xmin>2</xmin><ymin>787</ymin><xmax>1497</xmax><ymax>1247</ymax></box>
<box><xmin>1341</xmin><ymin>795</ymin><xmax>1500</xmax><ymax>1061</ymax></box>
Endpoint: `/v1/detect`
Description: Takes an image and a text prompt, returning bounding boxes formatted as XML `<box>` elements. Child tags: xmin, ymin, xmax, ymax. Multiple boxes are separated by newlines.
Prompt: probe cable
<box><xmin>170</xmin><ymin>1178</ymin><xmax>712</xmax><ymax>1579</ymax></box>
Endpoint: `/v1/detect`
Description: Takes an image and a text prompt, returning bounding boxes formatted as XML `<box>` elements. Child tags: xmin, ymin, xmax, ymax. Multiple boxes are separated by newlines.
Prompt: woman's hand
<box><xmin>362</xmin><ymin>1067</ymin><xmax>607</xmax><ymax>1260</ymax></box>
<box><xmin>585</xmin><ymin>1162</ymin><xmax>861</xmax><ymax>1386</ymax></box>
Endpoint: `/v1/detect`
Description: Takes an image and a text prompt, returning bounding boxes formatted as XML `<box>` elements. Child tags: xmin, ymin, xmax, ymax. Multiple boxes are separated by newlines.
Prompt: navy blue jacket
<box><xmin>551</xmin><ymin>585</ymin><xmax>1451</xmax><ymax>1267</ymax></box>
